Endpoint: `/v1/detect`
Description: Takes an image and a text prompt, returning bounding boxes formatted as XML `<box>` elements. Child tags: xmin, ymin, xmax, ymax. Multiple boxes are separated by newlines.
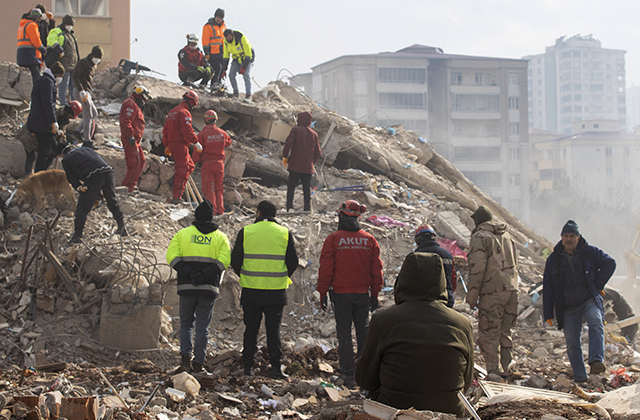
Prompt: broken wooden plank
<box><xmin>478</xmin><ymin>380</ymin><xmax>583</xmax><ymax>404</ymax></box>
<box><xmin>517</xmin><ymin>305</ymin><xmax>536</xmax><ymax>321</ymax></box>
<box><xmin>321</xmin><ymin>121</ymin><xmax>337</xmax><ymax>149</ymax></box>
<box><xmin>34</xmin><ymin>362</ymin><xmax>67</xmax><ymax>372</ymax></box>
<box><xmin>38</xmin><ymin>244</ymin><xmax>81</xmax><ymax>307</ymax></box>
<box><xmin>605</xmin><ymin>314</ymin><xmax>640</xmax><ymax>332</ymax></box>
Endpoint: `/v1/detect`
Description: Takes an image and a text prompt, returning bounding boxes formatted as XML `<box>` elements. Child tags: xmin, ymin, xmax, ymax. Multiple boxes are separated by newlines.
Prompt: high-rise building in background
<box><xmin>293</xmin><ymin>45</ymin><xmax>530</xmax><ymax>220</ymax></box>
<box><xmin>626</xmin><ymin>86</ymin><xmax>640</xmax><ymax>132</ymax></box>
<box><xmin>524</xmin><ymin>35</ymin><xmax>626</xmax><ymax>135</ymax></box>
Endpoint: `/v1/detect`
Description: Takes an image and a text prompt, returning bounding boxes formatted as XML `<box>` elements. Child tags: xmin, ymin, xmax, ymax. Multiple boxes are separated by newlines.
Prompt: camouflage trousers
<box><xmin>477</xmin><ymin>290</ymin><xmax>518</xmax><ymax>375</ymax></box>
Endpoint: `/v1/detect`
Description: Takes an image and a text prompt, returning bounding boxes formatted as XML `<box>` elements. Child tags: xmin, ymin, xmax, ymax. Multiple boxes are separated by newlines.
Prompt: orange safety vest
<box><xmin>203</xmin><ymin>21</ymin><xmax>226</xmax><ymax>57</ymax></box>
<box><xmin>17</xmin><ymin>19</ymin><xmax>42</xmax><ymax>59</ymax></box>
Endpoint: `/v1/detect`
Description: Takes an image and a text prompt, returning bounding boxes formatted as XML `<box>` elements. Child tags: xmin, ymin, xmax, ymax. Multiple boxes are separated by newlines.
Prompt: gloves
<box><xmin>320</xmin><ymin>295</ymin><xmax>328</xmax><ymax>312</ymax></box>
<box><xmin>205</xmin><ymin>67</ymin><xmax>212</xmax><ymax>77</ymax></box>
<box><xmin>79</xmin><ymin>91</ymin><xmax>89</xmax><ymax>102</ymax></box>
<box><xmin>56</xmin><ymin>130</ymin><xmax>64</xmax><ymax>137</ymax></box>
<box><xmin>546</xmin><ymin>319</ymin><xmax>553</xmax><ymax>327</ymax></box>
<box><xmin>164</xmin><ymin>147</ymin><xmax>172</xmax><ymax>156</ymax></box>
<box><xmin>77</xmin><ymin>185</ymin><xmax>88</xmax><ymax>193</ymax></box>
<box><xmin>59</xmin><ymin>51</ymin><xmax>65</xmax><ymax>57</ymax></box>
<box><xmin>51</xmin><ymin>122</ymin><xmax>59</xmax><ymax>133</ymax></box>
<box><xmin>369</xmin><ymin>296</ymin><xmax>379</xmax><ymax>312</ymax></box>
<box><xmin>599</xmin><ymin>290</ymin><xmax>606</xmax><ymax>296</ymax></box>
<box><xmin>197</xmin><ymin>66</ymin><xmax>205</xmax><ymax>74</ymax></box>
<box><xmin>239</xmin><ymin>67</ymin><xmax>246</xmax><ymax>75</ymax></box>
<box><xmin>221</xmin><ymin>71</ymin><xmax>227</xmax><ymax>79</ymax></box>
<box><xmin>282</xmin><ymin>157</ymin><xmax>288</xmax><ymax>167</ymax></box>
<box><xmin>205</xmin><ymin>55</ymin><xmax>210</xmax><ymax>61</ymax></box>
<box><xmin>128</xmin><ymin>137</ymin><xmax>136</xmax><ymax>146</ymax></box>
<box><xmin>194</xmin><ymin>142</ymin><xmax>203</xmax><ymax>153</ymax></box>
<box><xmin>190</xmin><ymin>271</ymin><xmax>205</xmax><ymax>286</ymax></box>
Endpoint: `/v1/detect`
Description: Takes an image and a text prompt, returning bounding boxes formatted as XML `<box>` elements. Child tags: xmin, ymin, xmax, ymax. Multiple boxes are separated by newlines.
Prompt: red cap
<box><xmin>415</xmin><ymin>224</ymin><xmax>435</xmax><ymax>238</ymax></box>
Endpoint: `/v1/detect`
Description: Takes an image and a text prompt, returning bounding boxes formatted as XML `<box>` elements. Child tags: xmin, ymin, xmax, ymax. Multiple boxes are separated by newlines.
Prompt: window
<box><xmin>475</xmin><ymin>73</ymin><xmax>483</xmax><ymax>85</ymax></box>
<box><xmin>508</xmin><ymin>72</ymin><xmax>519</xmax><ymax>85</ymax></box>
<box><xmin>606</xmin><ymin>167</ymin><xmax>613</xmax><ymax>177</ymax></box>
<box><xmin>561</xmin><ymin>52</ymin><xmax>571</xmax><ymax>59</ymax></box>
<box><xmin>591</xmin><ymin>84</ymin><xmax>604</xmax><ymax>91</ymax></box>
<box><xmin>451</xmin><ymin>72</ymin><xmax>463</xmax><ymax>85</ymax></box>
<box><xmin>573</xmin><ymin>83</ymin><xmax>582</xmax><ymax>91</ymax></box>
<box><xmin>378</xmin><ymin>93</ymin><xmax>426</xmax><ymax>109</ymax></box>
<box><xmin>508</xmin><ymin>97</ymin><xmax>519</xmax><ymax>109</ymax></box>
<box><xmin>510</xmin><ymin>174</ymin><xmax>521</xmax><ymax>186</ymax></box>
<box><xmin>574</xmin><ymin>105</ymin><xmax>582</xmax><ymax>112</ymax></box>
<box><xmin>452</xmin><ymin>122</ymin><xmax>463</xmax><ymax>136</ymax></box>
<box><xmin>378</xmin><ymin>67</ymin><xmax>427</xmax><ymax>84</ymax></box>
<box><xmin>574</xmin><ymin>94</ymin><xmax>582</xmax><ymax>101</ymax></box>
<box><xmin>511</xmin><ymin>148</ymin><xmax>520</xmax><ymax>160</ymax></box>
<box><xmin>54</xmin><ymin>0</ymin><xmax>108</xmax><ymax>16</ymax></box>
<box><xmin>624</xmin><ymin>147</ymin><xmax>630</xmax><ymax>157</ymax></box>
<box><xmin>573</xmin><ymin>72</ymin><xmax>582</xmax><ymax>80</ymax></box>
<box><xmin>454</xmin><ymin>147</ymin><xmax>501</xmax><ymax>161</ymax></box>
<box><xmin>562</xmin><ymin>95</ymin><xmax>572</xmax><ymax>103</ymax></box>
<box><xmin>572</xmin><ymin>51</ymin><xmax>581</xmax><ymax>58</ymax></box>
<box><xmin>562</xmin><ymin>105</ymin><xmax>572</xmax><ymax>113</ymax></box>
<box><xmin>510</xmin><ymin>199</ymin><xmax>521</xmax><ymax>212</ymax></box>
<box><xmin>355</xmin><ymin>95</ymin><xmax>367</xmax><ymax>108</ymax></box>
<box><xmin>451</xmin><ymin>94</ymin><xmax>500</xmax><ymax>112</ymax></box>
<box><xmin>354</xmin><ymin>69</ymin><xmax>367</xmax><ymax>82</ymax></box>
<box><xmin>606</xmin><ymin>147</ymin><xmax>612</xmax><ymax>156</ymax></box>
<box><xmin>509</xmin><ymin>123</ymin><xmax>519</xmax><ymax>135</ymax></box>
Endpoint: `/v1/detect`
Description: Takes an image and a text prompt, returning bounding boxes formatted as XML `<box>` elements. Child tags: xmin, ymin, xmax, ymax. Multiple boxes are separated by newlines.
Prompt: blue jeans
<box><xmin>58</xmin><ymin>71</ymin><xmax>73</xmax><ymax>106</ymax></box>
<box><xmin>179</xmin><ymin>295</ymin><xmax>216</xmax><ymax>364</ymax></box>
<box><xmin>563</xmin><ymin>298</ymin><xmax>604</xmax><ymax>382</ymax></box>
<box><xmin>229</xmin><ymin>61</ymin><xmax>252</xmax><ymax>95</ymax></box>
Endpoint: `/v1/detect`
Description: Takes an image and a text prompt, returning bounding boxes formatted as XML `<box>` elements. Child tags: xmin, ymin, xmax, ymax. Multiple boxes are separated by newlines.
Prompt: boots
<box><xmin>172</xmin><ymin>354</ymin><xmax>192</xmax><ymax>374</ymax></box>
<box><xmin>500</xmin><ymin>347</ymin><xmax>513</xmax><ymax>377</ymax></box>
<box><xmin>269</xmin><ymin>363</ymin><xmax>289</xmax><ymax>379</ymax></box>
<box><xmin>116</xmin><ymin>221</ymin><xmax>129</xmax><ymax>237</ymax></box>
<box><xmin>337</xmin><ymin>373</ymin><xmax>356</xmax><ymax>388</ymax></box>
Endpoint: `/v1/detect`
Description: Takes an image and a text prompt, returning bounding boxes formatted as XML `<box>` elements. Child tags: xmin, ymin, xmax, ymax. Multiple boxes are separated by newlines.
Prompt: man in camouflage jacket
<box><xmin>465</xmin><ymin>206</ymin><xmax>518</xmax><ymax>377</ymax></box>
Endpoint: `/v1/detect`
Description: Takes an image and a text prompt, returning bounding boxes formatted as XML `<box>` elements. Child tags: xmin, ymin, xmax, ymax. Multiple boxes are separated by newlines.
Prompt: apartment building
<box><xmin>524</xmin><ymin>34</ymin><xmax>626</xmax><ymax>135</ymax></box>
<box><xmin>294</xmin><ymin>45</ymin><xmax>530</xmax><ymax>220</ymax></box>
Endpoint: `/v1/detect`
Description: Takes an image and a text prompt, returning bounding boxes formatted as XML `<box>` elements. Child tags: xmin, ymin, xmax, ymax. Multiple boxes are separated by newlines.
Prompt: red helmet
<box><xmin>204</xmin><ymin>109</ymin><xmax>218</xmax><ymax>124</ymax></box>
<box><xmin>338</xmin><ymin>200</ymin><xmax>367</xmax><ymax>217</ymax></box>
<box><xmin>69</xmin><ymin>100</ymin><xmax>83</xmax><ymax>118</ymax></box>
<box><xmin>183</xmin><ymin>90</ymin><xmax>199</xmax><ymax>107</ymax></box>
<box><xmin>415</xmin><ymin>224</ymin><xmax>436</xmax><ymax>238</ymax></box>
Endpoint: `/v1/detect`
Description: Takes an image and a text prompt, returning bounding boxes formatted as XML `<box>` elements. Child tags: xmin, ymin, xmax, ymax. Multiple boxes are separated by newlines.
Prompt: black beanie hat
<box><xmin>214</xmin><ymin>8</ymin><xmax>225</xmax><ymax>18</ymax></box>
<box><xmin>62</xmin><ymin>14</ymin><xmax>75</xmax><ymax>26</ymax></box>
<box><xmin>195</xmin><ymin>199</ymin><xmax>214</xmax><ymax>222</ymax></box>
<box><xmin>471</xmin><ymin>205</ymin><xmax>492</xmax><ymax>226</ymax></box>
<box><xmin>91</xmin><ymin>45</ymin><xmax>103</xmax><ymax>59</ymax></box>
<box><xmin>561</xmin><ymin>220</ymin><xmax>580</xmax><ymax>236</ymax></box>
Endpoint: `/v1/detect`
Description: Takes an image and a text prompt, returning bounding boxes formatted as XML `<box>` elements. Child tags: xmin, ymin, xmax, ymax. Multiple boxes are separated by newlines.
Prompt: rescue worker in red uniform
<box><xmin>163</xmin><ymin>91</ymin><xmax>200</xmax><ymax>204</ymax></box>
<box><xmin>178</xmin><ymin>34</ymin><xmax>212</xmax><ymax>88</ymax></box>
<box><xmin>17</xmin><ymin>8</ymin><xmax>47</xmax><ymax>84</ymax></box>
<box><xmin>193</xmin><ymin>110</ymin><xmax>232</xmax><ymax>215</ymax></box>
<box><xmin>317</xmin><ymin>200</ymin><xmax>384</xmax><ymax>387</ymax></box>
<box><xmin>202</xmin><ymin>9</ymin><xmax>226</xmax><ymax>86</ymax></box>
<box><xmin>120</xmin><ymin>85</ymin><xmax>151</xmax><ymax>193</ymax></box>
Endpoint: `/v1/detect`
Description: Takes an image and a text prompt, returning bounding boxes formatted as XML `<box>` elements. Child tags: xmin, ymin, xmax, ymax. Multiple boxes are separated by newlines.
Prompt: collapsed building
<box><xmin>0</xmin><ymin>62</ymin><xmax>639</xmax><ymax>419</ymax></box>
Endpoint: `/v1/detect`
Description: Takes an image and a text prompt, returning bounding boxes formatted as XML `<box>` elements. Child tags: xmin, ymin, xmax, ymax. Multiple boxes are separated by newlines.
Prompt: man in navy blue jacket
<box><xmin>27</xmin><ymin>61</ymin><xmax>65</xmax><ymax>172</ymax></box>
<box><xmin>61</xmin><ymin>145</ymin><xmax>128</xmax><ymax>244</ymax></box>
<box><xmin>543</xmin><ymin>220</ymin><xmax>616</xmax><ymax>383</ymax></box>
<box><xmin>413</xmin><ymin>225</ymin><xmax>456</xmax><ymax>307</ymax></box>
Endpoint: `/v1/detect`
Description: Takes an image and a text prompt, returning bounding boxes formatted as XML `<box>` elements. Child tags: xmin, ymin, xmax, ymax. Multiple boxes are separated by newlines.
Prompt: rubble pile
<box><xmin>0</xmin><ymin>64</ymin><xmax>639</xmax><ymax>419</ymax></box>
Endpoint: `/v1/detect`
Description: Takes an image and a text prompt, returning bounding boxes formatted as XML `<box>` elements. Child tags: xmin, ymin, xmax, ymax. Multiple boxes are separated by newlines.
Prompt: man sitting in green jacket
<box><xmin>355</xmin><ymin>252</ymin><xmax>474</xmax><ymax>417</ymax></box>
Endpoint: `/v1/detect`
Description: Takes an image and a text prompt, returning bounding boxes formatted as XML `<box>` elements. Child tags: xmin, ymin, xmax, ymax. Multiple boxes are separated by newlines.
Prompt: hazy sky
<box><xmin>130</xmin><ymin>0</ymin><xmax>640</xmax><ymax>92</ymax></box>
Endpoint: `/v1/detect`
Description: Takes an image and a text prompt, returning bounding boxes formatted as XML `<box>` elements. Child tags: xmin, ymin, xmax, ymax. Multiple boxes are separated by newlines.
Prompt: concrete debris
<box><xmin>0</xmin><ymin>63</ymin><xmax>638</xmax><ymax>419</ymax></box>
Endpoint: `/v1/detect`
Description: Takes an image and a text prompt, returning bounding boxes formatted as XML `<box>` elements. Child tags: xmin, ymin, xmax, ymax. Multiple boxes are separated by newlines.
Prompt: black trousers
<box><xmin>242</xmin><ymin>303</ymin><xmax>284</xmax><ymax>367</ymax></box>
<box><xmin>179</xmin><ymin>70</ymin><xmax>211</xmax><ymax>86</ymax></box>
<box><xmin>26</xmin><ymin>64</ymin><xmax>40</xmax><ymax>85</ymax></box>
<box><xmin>209</xmin><ymin>58</ymin><xmax>223</xmax><ymax>84</ymax></box>
<box><xmin>286</xmin><ymin>171</ymin><xmax>312</xmax><ymax>211</ymax></box>
<box><xmin>74</xmin><ymin>171</ymin><xmax>124</xmax><ymax>238</ymax></box>
<box><xmin>34</xmin><ymin>131</ymin><xmax>56</xmax><ymax>172</ymax></box>
<box><xmin>333</xmin><ymin>292</ymin><xmax>370</xmax><ymax>375</ymax></box>
<box><xmin>25</xmin><ymin>150</ymin><xmax>36</xmax><ymax>175</ymax></box>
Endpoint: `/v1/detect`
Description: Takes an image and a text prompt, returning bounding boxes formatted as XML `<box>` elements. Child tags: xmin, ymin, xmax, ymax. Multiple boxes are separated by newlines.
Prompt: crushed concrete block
<box><xmin>532</xmin><ymin>347</ymin><xmax>549</xmax><ymax>358</ymax></box>
<box><xmin>18</xmin><ymin>212</ymin><xmax>34</xmax><ymax>228</ymax></box>
<box><xmin>100</xmin><ymin>300</ymin><xmax>162</xmax><ymax>350</ymax></box>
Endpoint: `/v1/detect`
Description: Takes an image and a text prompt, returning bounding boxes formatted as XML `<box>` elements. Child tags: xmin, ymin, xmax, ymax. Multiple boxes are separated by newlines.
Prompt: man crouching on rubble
<box><xmin>167</xmin><ymin>199</ymin><xmax>231</xmax><ymax>374</ymax></box>
<box><xmin>543</xmin><ymin>220</ymin><xmax>616</xmax><ymax>383</ymax></box>
<box><xmin>355</xmin><ymin>252</ymin><xmax>474</xmax><ymax>416</ymax></box>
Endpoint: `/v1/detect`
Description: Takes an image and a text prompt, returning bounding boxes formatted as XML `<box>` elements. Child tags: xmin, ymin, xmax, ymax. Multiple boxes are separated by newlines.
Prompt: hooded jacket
<box><xmin>46</xmin><ymin>17</ymin><xmax>79</xmax><ymax>71</ymax></box>
<box><xmin>543</xmin><ymin>236</ymin><xmax>616</xmax><ymax>329</ymax></box>
<box><xmin>355</xmin><ymin>252</ymin><xmax>474</xmax><ymax>416</ymax></box>
<box><xmin>202</xmin><ymin>18</ymin><xmax>226</xmax><ymax>59</ymax></box>
<box><xmin>415</xmin><ymin>239</ymin><xmax>456</xmax><ymax>307</ymax></box>
<box><xmin>119</xmin><ymin>95</ymin><xmax>145</xmax><ymax>142</ymax></box>
<box><xmin>222</xmin><ymin>31</ymin><xmax>253</xmax><ymax>67</ymax></box>
<box><xmin>27</xmin><ymin>68</ymin><xmax>57</xmax><ymax>133</ymax></box>
<box><xmin>282</xmin><ymin>112</ymin><xmax>321</xmax><ymax>174</ymax></box>
<box><xmin>73</xmin><ymin>55</ymin><xmax>96</xmax><ymax>92</ymax></box>
<box><xmin>466</xmin><ymin>220</ymin><xmax>518</xmax><ymax>304</ymax></box>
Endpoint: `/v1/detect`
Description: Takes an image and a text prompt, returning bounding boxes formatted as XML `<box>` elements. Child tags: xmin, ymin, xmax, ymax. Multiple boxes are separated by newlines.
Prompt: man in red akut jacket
<box><xmin>282</xmin><ymin>111</ymin><xmax>320</xmax><ymax>212</ymax></box>
<box><xmin>317</xmin><ymin>200</ymin><xmax>384</xmax><ymax>388</ymax></box>
<box><xmin>120</xmin><ymin>85</ymin><xmax>150</xmax><ymax>193</ymax></box>
<box><xmin>193</xmin><ymin>110</ymin><xmax>232</xmax><ymax>215</ymax></box>
<box><xmin>163</xmin><ymin>90</ymin><xmax>200</xmax><ymax>204</ymax></box>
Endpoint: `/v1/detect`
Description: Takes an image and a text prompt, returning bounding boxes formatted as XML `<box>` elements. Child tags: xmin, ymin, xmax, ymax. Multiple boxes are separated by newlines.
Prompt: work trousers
<box><xmin>179</xmin><ymin>70</ymin><xmax>211</xmax><ymax>86</ymax></box>
<box><xmin>25</xmin><ymin>64</ymin><xmax>40</xmax><ymax>85</ymax></box>
<box><xmin>563</xmin><ymin>298</ymin><xmax>604</xmax><ymax>382</ymax></box>
<box><xmin>209</xmin><ymin>58</ymin><xmax>223</xmax><ymax>84</ymax></box>
<box><xmin>167</xmin><ymin>142</ymin><xmax>195</xmax><ymax>199</ymax></box>
<box><xmin>477</xmin><ymin>290</ymin><xmax>518</xmax><ymax>375</ymax></box>
<box><xmin>229</xmin><ymin>61</ymin><xmax>252</xmax><ymax>95</ymax></box>
<box><xmin>286</xmin><ymin>170</ymin><xmax>312</xmax><ymax>211</ymax></box>
<box><xmin>121</xmin><ymin>140</ymin><xmax>146</xmax><ymax>191</ymax></box>
<box><xmin>33</xmin><ymin>131</ymin><xmax>56</xmax><ymax>172</ymax></box>
<box><xmin>58</xmin><ymin>71</ymin><xmax>74</xmax><ymax>106</ymax></box>
<box><xmin>179</xmin><ymin>295</ymin><xmax>216</xmax><ymax>364</ymax></box>
<box><xmin>242</xmin><ymin>303</ymin><xmax>284</xmax><ymax>368</ymax></box>
<box><xmin>73</xmin><ymin>87</ymin><xmax>97</xmax><ymax>144</ymax></box>
<box><xmin>74</xmin><ymin>170</ymin><xmax>124</xmax><ymax>238</ymax></box>
<box><xmin>201</xmin><ymin>159</ymin><xmax>225</xmax><ymax>214</ymax></box>
<box><xmin>25</xmin><ymin>150</ymin><xmax>36</xmax><ymax>175</ymax></box>
<box><xmin>333</xmin><ymin>292</ymin><xmax>370</xmax><ymax>375</ymax></box>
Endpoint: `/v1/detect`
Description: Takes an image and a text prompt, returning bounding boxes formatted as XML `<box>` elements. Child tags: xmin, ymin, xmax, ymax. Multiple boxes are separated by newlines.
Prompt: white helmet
<box><xmin>186</xmin><ymin>33</ymin><xmax>198</xmax><ymax>43</ymax></box>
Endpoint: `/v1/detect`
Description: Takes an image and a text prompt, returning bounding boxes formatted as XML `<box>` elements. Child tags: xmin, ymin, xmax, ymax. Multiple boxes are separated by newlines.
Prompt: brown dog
<box><xmin>13</xmin><ymin>169</ymin><xmax>76</xmax><ymax>213</ymax></box>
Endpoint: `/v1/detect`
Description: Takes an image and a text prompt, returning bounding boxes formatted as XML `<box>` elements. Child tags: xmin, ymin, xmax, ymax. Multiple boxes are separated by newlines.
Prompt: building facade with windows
<box><xmin>1</xmin><ymin>0</ymin><xmax>130</xmax><ymax>68</ymax></box>
<box><xmin>626</xmin><ymin>85</ymin><xmax>640</xmax><ymax>133</ymax></box>
<box><xmin>524</xmin><ymin>35</ymin><xmax>626</xmax><ymax>135</ymax></box>
<box><xmin>294</xmin><ymin>45</ymin><xmax>530</xmax><ymax>220</ymax></box>
<box><xmin>530</xmin><ymin>119</ymin><xmax>640</xmax><ymax>200</ymax></box>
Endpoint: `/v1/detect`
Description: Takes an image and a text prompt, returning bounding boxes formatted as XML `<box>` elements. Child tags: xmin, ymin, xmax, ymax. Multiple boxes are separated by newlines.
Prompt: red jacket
<box><xmin>283</xmin><ymin>112</ymin><xmax>321</xmax><ymax>174</ymax></box>
<box><xmin>317</xmin><ymin>228</ymin><xmax>384</xmax><ymax>297</ymax></box>
<box><xmin>162</xmin><ymin>102</ymin><xmax>198</xmax><ymax>146</ymax></box>
<box><xmin>193</xmin><ymin>123</ymin><xmax>232</xmax><ymax>162</ymax></box>
<box><xmin>119</xmin><ymin>96</ymin><xmax>145</xmax><ymax>141</ymax></box>
<box><xmin>178</xmin><ymin>45</ymin><xmax>208</xmax><ymax>74</ymax></box>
